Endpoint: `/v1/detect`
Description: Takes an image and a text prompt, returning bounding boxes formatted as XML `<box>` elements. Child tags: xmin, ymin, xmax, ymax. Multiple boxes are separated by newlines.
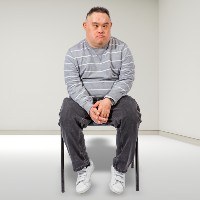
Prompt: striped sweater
<box><xmin>64</xmin><ymin>37</ymin><xmax>135</xmax><ymax>114</ymax></box>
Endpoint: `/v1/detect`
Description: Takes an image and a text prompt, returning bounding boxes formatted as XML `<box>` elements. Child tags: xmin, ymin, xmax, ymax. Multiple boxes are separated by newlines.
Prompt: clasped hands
<box><xmin>89</xmin><ymin>98</ymin><xmax>112</xmax><ymax>124</ymax></box>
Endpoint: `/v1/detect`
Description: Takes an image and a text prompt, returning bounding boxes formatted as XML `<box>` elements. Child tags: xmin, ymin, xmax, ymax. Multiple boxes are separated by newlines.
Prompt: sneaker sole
<box><xmin>76</xmin><ymin>182</ymin><xmax>92</xmax><ymax>194</ymax></box>
<box><xmin>109</xmin><ymin>183</ymin><xmax>123</xmax><ymax>195</ymax></box>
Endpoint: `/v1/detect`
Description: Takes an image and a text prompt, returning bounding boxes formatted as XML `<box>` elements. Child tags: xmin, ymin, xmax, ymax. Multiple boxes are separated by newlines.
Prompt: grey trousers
<box><xmin>58</xmin><ymin>95</ymin><xmax>142</xmax><ymax>173</ymax></box>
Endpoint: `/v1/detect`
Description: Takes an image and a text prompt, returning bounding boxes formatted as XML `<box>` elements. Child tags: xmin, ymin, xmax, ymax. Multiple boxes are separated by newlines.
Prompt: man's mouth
<box><xmin>97</xmin><ymin>35</ymin><xmax>105</xmax><ymax>38</ymax></box>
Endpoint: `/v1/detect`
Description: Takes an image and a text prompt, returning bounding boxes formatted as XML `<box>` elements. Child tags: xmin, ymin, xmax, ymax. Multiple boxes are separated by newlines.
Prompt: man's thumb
<box><xmin>93</xmin><ymin>101</ymin><xmax>100</xmax><ymax>108</ymax></box>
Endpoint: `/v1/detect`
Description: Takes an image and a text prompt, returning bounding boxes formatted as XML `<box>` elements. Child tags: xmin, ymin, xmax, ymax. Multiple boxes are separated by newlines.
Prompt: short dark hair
<box><xmin>86</xmin><ymin>7</ymin><xmax>110</xmax><ymax>19</ymax></box>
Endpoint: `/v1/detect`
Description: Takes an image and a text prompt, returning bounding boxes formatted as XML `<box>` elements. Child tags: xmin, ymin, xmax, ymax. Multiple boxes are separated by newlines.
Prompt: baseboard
<box><xmin>159</xmin><ymin>131</ymin><xmax>200</xmax><ymax>146</ymax></box>
<box><xmin>0</xmin><ymin>130</ymin><xmax>199</xmax><ymax>146</ymax></box>
<box><xmin>0</xmin><ymin>130</ymin><xmax>158</xmax><ymax>135</ymax></box>
<box><xmin>84</xmin><ymin>130</ymin><xmax>158</xmax><ymax>135</ymax></box>
<box><xmin>0</xmin><ymin>130</ymin><xmax>59</xmax><ymax>135</ymax></box>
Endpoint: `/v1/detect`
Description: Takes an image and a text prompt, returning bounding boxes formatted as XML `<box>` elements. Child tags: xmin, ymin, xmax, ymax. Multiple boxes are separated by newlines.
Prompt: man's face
<box><xmin>83</xmin><ymin>12</ymin><xmax>112</xmax><ymax>48</ymax></box>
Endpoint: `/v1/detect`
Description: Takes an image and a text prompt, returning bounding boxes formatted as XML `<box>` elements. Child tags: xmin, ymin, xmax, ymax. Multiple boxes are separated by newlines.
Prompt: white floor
<box><xmin>0</xmin><ymin>134</ymin><xmax>199</xmax><ymax>200</ymax></box>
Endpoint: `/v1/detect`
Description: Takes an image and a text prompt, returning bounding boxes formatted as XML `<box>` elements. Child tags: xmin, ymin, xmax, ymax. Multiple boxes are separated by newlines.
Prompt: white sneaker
<box><xmin>76</xmin><ymin>160</ymin><xmax>94</xmax><ymax>194</ymax></box>
<box><xmin>109</xmin><ymin>165</ymin><xmax>125</xmax><ymax>194</ymax></box>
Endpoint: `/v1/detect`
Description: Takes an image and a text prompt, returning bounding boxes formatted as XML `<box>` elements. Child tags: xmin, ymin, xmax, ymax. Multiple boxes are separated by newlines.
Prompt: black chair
<box><xmin>60</xmin><ymin>123</ymin><xmax>139</xmax><ymax>193</ymax></box>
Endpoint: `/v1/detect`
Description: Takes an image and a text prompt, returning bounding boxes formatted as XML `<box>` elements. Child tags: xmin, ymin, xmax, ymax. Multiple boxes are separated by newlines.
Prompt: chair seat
<box><xmin>88</xmin><ymin>121</ymin><xmax>111</xmax><ymax>126</ymax></box>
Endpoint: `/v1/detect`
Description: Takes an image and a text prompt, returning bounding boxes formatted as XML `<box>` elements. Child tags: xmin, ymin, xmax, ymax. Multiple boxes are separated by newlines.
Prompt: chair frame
<box><xmin>61</xmin><ymin>127</ymin><xmax>139</xmax><ymax>193</ymax></box>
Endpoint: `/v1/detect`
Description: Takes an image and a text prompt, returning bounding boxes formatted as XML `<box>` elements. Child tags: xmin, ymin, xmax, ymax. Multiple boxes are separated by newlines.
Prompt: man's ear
<box><xmin>83</xmin><ymin>22</ymin><xmax>87</xmax><ymax>30</ymax></box>
<box><xmin>110</xmin><ymin>22</ymin><xmax>112</xmax><ymax>28</ymax></box>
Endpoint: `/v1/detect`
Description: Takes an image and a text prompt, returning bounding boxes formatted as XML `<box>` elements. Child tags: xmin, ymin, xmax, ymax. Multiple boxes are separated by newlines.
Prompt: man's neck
<box><xmin>85</xmin><ymin>39</ymin><xmax>110</xmax><ymax>49</ymax></box>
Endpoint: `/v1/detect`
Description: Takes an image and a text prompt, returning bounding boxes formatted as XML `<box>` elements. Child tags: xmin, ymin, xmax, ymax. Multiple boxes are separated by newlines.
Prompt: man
<box><xmin>59</xmin><ymin>7</ymin><xmax>141</xmax><ymax>194</ymax></box>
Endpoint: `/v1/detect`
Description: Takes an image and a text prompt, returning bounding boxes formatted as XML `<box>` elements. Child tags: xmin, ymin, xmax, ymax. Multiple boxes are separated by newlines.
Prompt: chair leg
<box><xmin>135</xmin><ymin>137</ymin><xmax>139</xmax><ymax>191</ymax></box>
<box><xmin>61</xmin><ymin>135</ymin><xmax>65</xmax><ymax>193</ymax></box>
<box><xmin>131</xmin><ymin>160</ymin><xmax>134</xmax><ymax>168</ymax></box>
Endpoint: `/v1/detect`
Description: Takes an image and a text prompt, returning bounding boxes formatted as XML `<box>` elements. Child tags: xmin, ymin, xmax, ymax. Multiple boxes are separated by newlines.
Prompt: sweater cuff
<box><xmin>104</xmin><ymin>95</ymin><xmax>116</xmax><ymax>105</ymax></box>
<box><xmin>83</xmin><ymin>101</ymin><xmax>93</xmax><ymax>114</ymax></box>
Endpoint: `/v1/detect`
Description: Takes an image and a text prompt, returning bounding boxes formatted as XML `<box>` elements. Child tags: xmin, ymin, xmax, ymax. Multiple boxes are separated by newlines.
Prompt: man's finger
<box><xmin>101</xmin><ymin>109</ymin><xmax>110</xmax><ymax>118</ymax></box>
<box><xmin>98</xmin><ymin>116</ymin><xmax>108</xmax><ymax>123</ymax></box>
<box><xmin>93</xmin><ymin>101</ymin><xmax>100</xmax><ymax>108</ymax></box>
<box><xmin>92</xmin><ymin>108</ymin><xmax>100</xmax><ymax>116</ymax></box>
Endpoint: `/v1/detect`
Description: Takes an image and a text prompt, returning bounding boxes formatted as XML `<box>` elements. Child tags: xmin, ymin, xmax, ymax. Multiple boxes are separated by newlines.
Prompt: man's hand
<box><xmin>89</xmin><ymin>98</ymin><xmax>112</xmax><ymax>124</ymax></box>
<box><xmin>93</xmin><ymin>98</ymin><xmax>112</xmax><ymax>122</ymax></box>
<box><xmin>89</xmin><ymin>107</ymin><xmax>108</xmax><ymax>124</ymax></box>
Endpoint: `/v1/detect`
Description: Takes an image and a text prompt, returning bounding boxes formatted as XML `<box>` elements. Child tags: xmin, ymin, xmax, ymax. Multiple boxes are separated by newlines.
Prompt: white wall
<box><xmin>0</xmin><ymin>0</ymin><xmax>158</xmax><ymax>131</ymax></box>
<box><xmin>159</xmin><ymin>0</ymin><xmax>200</xmax><ymax>139</ymax></box>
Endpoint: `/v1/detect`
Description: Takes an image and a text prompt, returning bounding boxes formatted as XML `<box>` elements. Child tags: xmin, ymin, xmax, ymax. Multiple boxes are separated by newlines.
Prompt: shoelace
<box><xmin>114</xmin><ymin>171</ymin><xmax>125</xmax><ymax>185</ymax></box>
<box><xmin>77</xmin><ymin>168</ymin><xmax>87</xmax><ymax>184</ymax></box>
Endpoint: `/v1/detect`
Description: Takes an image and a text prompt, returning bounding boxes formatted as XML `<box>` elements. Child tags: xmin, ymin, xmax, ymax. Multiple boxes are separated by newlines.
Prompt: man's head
<box><xmin>83</xmin><ymin>7</ymin><xmax>112</xmax><ymax>48</ymax></box>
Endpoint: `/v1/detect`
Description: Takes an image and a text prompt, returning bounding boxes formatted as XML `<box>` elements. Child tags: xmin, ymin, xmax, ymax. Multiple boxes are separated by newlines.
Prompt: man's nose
<box><xmin>97</xmin><ymin>26</ymin><xmax>104</xmax><ymax>33</ymax></box>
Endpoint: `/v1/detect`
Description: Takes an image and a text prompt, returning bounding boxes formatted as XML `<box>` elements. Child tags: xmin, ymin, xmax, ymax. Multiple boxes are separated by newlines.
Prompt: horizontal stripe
<box><xmin>83</xmin><ymin>80</ymin><xmax>115</xmax><ymax>83</ymax></box>
<box><xmin>70</xmin><ymin>48</ymin><xmax>88</xmax><ymax>52</ymax></box>
<box><xmin>75</xmin><ymin>90</ymin><xmax>86</xmax><ymax>100</ymax></box>
<box><xmin>84</xmin><ymin>69</ymin><xmax>116</xmax><ymax>73</ymax></box>
<box><xmin>88</xmin><ymin>88</ymin><xmax>111</xmax><ymax>91</ymax></box>
<box><xmin>64</xmin><ymin>76</ymin><xmax>77</xmax><ymax>78</ymax></box>
<box><xmin>122</xmin><ymin>61</ymin><xmax>134</xmax><ymax>66</ymax></box>
<box><xmin>109</xmin><ymin>44</ymin><xmax>124</xmax><ymax>46</ymax></box>
<box><xmin>70</xmin><ymin>47</ymin><xmax>128</xmax><ymax>54</ymax></box>
<box><xmin>68</xmin><ymin>83</ymin><xmax>81</xmax><ymax>89</ymax></box>
<box><xmin>121</xmin><ymin>81</ymin><xmax>131</xmax><ymax>90</ymax></box>
<box><xmin>64</xmin><ymin>69</ymin><xmax>74</xmax><ymax>72</ymax></box>
<box><xmin>74</xmin><ymin>55</ymin><xmax>97</xmax><ymax>59</ymax></box>
<box><xmin>70</xmin><ymin>52</ymin><xmax>119</xmax><ymax>60</ymax></box>
<box><xmin>116</xmin><ymin>86</ymin><xmax>126</xmax><ymax>92</ymax></box>
<box><xmin>77</xmin><ymin>60</ymin><xmax>122</xmax><ymax>67</ymax></box>
<box><xmin>64</xmin><ymin>59</ymin><xmax>122</xmax><ymax>66</ymax></box>
<box><xmin>64</xmin><ymin>63</ymin><xmax>75</xmax><ymax>65</ymax></box>
<box><xmin>65</xmin><ymin>55</ymin><xmax>75</xmax><ymax>60</ymax></box>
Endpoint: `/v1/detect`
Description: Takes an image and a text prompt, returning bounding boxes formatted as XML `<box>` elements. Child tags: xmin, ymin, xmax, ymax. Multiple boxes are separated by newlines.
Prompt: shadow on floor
<box><xmin>64</xmin><ymin>137</ymin><xmax>135</xmax><ymax>187</ymax></box>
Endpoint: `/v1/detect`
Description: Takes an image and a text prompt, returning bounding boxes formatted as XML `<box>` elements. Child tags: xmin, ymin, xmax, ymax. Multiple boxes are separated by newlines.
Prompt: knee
<box><xmin>120</xmin><ymin>97</ymin><xmax>142</xmax><ymax>124</ymax></box>
<box><xmin>59</xmin><ymin>98</ymin><xmax>76</xmax><ymax>122</ymax></box>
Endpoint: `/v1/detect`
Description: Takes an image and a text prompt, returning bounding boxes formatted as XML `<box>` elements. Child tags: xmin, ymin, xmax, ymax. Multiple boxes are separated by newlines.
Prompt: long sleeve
<box><xmin>104</xmin><ymin>46</ymin><xmax>135</xmax><ymax>104</ymax></box>
<box><xmin>64</xmin><ymin>50</ymin><xmax>93</xmax><ymax>114</ymax></box>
